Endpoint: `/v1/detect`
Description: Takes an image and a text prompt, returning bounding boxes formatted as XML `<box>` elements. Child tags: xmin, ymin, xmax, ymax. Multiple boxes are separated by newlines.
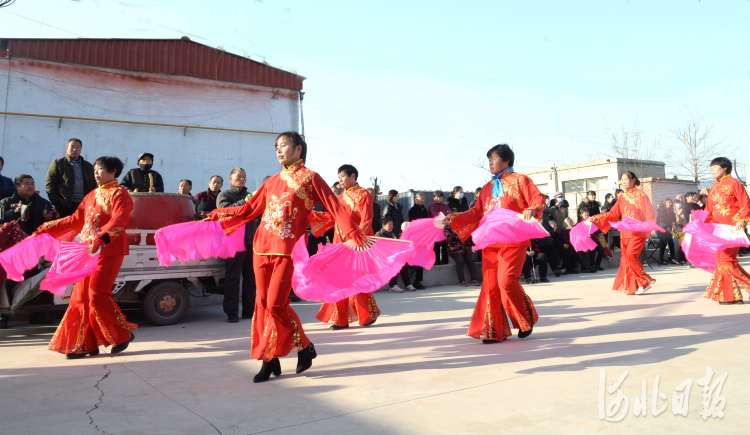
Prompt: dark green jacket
<box><xmin>45</xmin><ymin>155</ymin><xmax>96</xmax><ymax>208</ymax></box>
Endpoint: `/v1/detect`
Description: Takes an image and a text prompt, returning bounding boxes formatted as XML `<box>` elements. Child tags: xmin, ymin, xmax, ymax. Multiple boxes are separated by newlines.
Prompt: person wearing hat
<box><xmin>120</xmin><ymin>152</ymin><xmax>164</xmax><ymax>193</ymax></box>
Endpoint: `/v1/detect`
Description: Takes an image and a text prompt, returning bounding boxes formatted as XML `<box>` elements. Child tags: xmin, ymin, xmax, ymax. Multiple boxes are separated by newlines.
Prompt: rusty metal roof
<box><xmin>1</xmin><ymin>38</ymin><xmax>304</xmax><ymax>90</ymax></box>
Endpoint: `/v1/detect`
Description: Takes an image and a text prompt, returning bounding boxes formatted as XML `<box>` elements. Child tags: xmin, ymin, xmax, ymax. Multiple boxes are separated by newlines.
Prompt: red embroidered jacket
<box><xmin>209</xmin><ymin>160</ymin><xmax>360</xmax><ymax>256</ymax></box>
<box><xmin>36</xmin><ymin>180</ymin><xmax>133</xmax><ymax>257</ymax></box>
<box><xmin>705</xmin><ymin>175</ymin><xmax>750</xmax><ymax>226</ymax></box>
<box><xmin>590</xmin><ymin>187</ymin><xmax>654</xmax><ymax>239</ymax></box>
<box><xmin>309</xmin><ymin>184</ymin><xmax>374</xmax><ymax>243</ymax></box>
<box><xmin>450</xmin><ymin>171</ymin><xmax>546</xmax><ymax>247</ymax></box>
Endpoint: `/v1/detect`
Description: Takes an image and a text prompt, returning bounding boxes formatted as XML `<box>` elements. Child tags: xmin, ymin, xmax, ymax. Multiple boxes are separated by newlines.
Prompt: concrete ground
<box><xmin>1</xmin><ymin>258</ymin><xmax>749</xmax><ymax>435</ymax></box>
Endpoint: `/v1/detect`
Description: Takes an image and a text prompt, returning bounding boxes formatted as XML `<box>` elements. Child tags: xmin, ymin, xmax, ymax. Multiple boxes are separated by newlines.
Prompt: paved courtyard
<box><xmin>1</xmin><ymin>259</ymin><xmax>749</xmax><ymax>435</ymax></box>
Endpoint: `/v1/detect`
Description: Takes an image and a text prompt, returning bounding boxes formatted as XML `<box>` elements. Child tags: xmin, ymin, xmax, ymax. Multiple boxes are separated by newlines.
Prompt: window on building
<box><xmin>563</xmin><ymin>177</ymin><xmax>610</xmax><ymax>221</ymax></box>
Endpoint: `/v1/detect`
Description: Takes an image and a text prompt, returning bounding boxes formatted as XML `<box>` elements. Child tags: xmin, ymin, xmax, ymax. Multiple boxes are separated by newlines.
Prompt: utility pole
<box><xmin>299</xmin><ymin>91</ymin><xmax>305</xmax><ymax>136</ymax></box>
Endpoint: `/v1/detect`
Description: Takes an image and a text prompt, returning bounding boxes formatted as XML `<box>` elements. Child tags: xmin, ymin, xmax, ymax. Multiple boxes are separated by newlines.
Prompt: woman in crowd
<box><xmin>382</xmin><ymin>189</ymin><xmax>405</xmax><ymax>237</ymax></box>
<box><xmin>601</xmin><ymin>193</ymin><xmax>614</xmax><ymax>213</ymax></box>
<box><xmin>656</xmin><ymin>198</ymin><xmax>678</xmax><ymax>265</ymax></box>
<box><xmin>447</xmin><ymin>186</ymin><xmax>469</xmax><ymax>212</ymax></box>
<box><xmin>444</xmin><ymin>210</ymin><xmax>480</xmax><ymax>286</ymax></box>
<box><xmin>590</xmin><ymin>172</ymin><xmax>656</xmax><ymax>295</ymax></box>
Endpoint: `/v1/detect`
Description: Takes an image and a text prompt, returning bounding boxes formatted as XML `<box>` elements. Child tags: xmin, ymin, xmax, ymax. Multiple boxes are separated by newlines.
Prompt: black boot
<box><xmin>518</xmin><ymin>324</ymin><xmax>533</xmax><ymax>339</ymax></box>
<box><xmin>482</xmin><ymin>339</ymin><xmax>500</xmax><ymax>344</ymax></box>
<box><xmin>329</xmin><ymin>324</ymin><xmax>349</xmax><ymax>330</ymax></box>
<box><xmin>111</xmin><ymin>332</ymin><xmax>135</xmax><ymax>354</ymax></box>
<box><xmin>254</xmin><ymin>358</ymin><xmax>281</xmax><ymax>383</ymax></box>
<box><xmin>66</xmin><ymin>348</ymin><xmax>100</xmax><ymax>360</ymax></box>
<box><xmin>296</xmin><ymin>343</ymin><xmax>317</xmax><ymax>374</ymax></box>
<box><xmin>719</xmin><ymin>300</ymin><xmax>744</xmax><ymax>305</ymax></box>
<box><xmin>362</xmin><ymin>318</ymin><xmax>377</xmax><ymax>327</ymax></box>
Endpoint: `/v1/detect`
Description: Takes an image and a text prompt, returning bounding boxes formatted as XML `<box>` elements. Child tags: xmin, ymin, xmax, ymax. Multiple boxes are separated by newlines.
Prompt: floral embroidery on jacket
<box><xmin>280</xmin><ymin>160</ymin><xmax>315</xmax><ymax>211</ymax></box>
<box><xmin>262</xmin><ymin>192</ymin><xmax>298</xmax><ymax>239</ymax></box>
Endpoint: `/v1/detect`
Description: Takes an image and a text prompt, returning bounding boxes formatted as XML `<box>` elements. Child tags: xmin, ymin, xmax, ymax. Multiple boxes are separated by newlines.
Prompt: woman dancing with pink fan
<box><xmin>308</xmin><ymin>164</ymin><xmax>382</xmax><ymax>330</ymax></box>
<box><xmin>699</xmin><ymin>158</ymin><xmax>750</xmax><ymax>304</ymax></box>
<box><xmin>208</xmin><ymin>132</ymin><xmax>368</xmax><ymax>383</ymax></box>
<box><xmin>589</xmin><ymin>171</ymin><xmax>656</xmax><ymax>295</ymax></box>
<box><xmin>34</xmin><ymin>157</ymin><xmax>137</xmax><ymax>359</ymax></box>
<box><xmin>443</xmin><ymin>144</ymin><xmax>544</xmax><ymax>344</ymax></box>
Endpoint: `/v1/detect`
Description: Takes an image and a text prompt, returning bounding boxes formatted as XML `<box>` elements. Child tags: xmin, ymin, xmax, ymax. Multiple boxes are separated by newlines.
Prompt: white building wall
<box><xmin>0</xmin><ymin>58</ymin><xmax>300</xmax><ymax>195</ymax></box>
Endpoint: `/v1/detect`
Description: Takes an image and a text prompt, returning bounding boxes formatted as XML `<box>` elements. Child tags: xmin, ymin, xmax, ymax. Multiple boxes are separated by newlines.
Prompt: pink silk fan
<box><xmin>292</xmin><ymin>236</ymin><xmax>416</xmax><ymax>303</ymax></box>
<box><xmin>40</xmin><ymin>242</ymin><xmax>100</xmax><ymax>295</ymax></box>
<box><xmin>471</xmin><ymin>207</ymin><xmax>550</xmax><ymax>249</ymax></box>
<box><xmin>155</xmin><ymin>220</ymin><xmax>246</xmax><ymax>266</ymax></box>
<box><xmin>682</xmin><ymin>210</ymin><xmax>750</xmax><ymax>273</ymax></box>
<box><xmin>570</xmin><ymin>219</ymin><xmax>599</xmax><ymax>252</ymax></box>
<box><xmin>610</xmin><ymin>217</ymin><xmax>664</xmax><ymax>233</ymax></box>
<box><xmin>400</xmin><ymin>213</ymin><xmax>446</xmax><ymax>269</ymax></box>
<box><xmin>0</xmin><ymin>233</ymin><xmax>60</xmax><ymax>281</ymax></box>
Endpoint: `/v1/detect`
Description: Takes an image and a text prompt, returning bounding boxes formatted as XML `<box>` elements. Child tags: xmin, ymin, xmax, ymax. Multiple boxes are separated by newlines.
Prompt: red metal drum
<box><xmin>126</xmin><ymin>193</ymin><xmax>196</xmax><ymax>245</ymax></box>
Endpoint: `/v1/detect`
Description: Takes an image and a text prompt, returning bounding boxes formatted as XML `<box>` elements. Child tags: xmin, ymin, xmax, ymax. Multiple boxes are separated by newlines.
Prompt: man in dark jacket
<box><xmin>683</xmin><ymin>191</ymin><xmax>700</xmax><ymax>225</ymax></box>
<box><xmin>0</xmin><ymin>157</ymin><xmax>16</xmax><ymax>199</ymax></box>
<box><xmin>195</xmin><ymin>175</ymin><xmax>224</xmax><ymax>218</ymax></box>
<box><xmin>45</xmin><ymin>138</ymin><xmax>96</xmax><ymax>217</ymax></box>
<box><xmin>216</xmin><ymin>167</ymin><xmax>257</xmax><ymax>323</ymax></box>
<box><xmin>0</xmin><ymin>174</ymin><xmax>57</xmax><ymax>328</ymax></box>
<box><xmin>577</xmin><ymin>190</ymin><xmax>601</xmax><ymax>220</ymax></box>
<box><xmin>407</xmin><ymin>192</ymin><xmax>429</xmax><ymax>289</ymax></box>
<box><xmin>120</xmin><ymin>152</ymin><xmax>165</xmax><ymax>193</ymax></box>
<box><xmin>1</xmin><ymin>175</ymin><xmax>56</xmax><ymax>235</ymax></box>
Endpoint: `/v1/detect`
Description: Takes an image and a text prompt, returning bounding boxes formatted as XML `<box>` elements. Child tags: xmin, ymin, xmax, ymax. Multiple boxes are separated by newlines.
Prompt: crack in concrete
<box><xmin>85</xmin><ymin>364</ymin><xmax>114</xmax><ymax>435</ymax></box>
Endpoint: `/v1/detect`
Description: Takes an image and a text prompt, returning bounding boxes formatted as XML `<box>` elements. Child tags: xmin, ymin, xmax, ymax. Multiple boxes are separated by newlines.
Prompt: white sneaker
<box><xmin>405</xmin><ymin>285</ymin><xmax>416</xmax><ymax>292</ymax></box>
<box><xmin>635</xmin><ymin>285</ymin><xmax>652</xmax><ymax>295</ymax></box>
<box><xmin>389</xmin><ymin>285</ymin><xmax>404</xmax><ymax>293</ymax></box>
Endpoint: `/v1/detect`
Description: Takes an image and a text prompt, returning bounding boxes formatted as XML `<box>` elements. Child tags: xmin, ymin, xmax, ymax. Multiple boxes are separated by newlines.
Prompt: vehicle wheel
<box><xmin>143</xmin><ymin>281</ymin><xmax>190</xmax><ymax>326</ymax></box>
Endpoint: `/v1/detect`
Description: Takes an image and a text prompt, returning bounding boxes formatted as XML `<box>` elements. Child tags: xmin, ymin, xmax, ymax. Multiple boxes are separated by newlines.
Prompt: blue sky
<box><xmin>2</xmin><ymin>0</ymin><xmax>749</xmax><ymax>192</ymax></box>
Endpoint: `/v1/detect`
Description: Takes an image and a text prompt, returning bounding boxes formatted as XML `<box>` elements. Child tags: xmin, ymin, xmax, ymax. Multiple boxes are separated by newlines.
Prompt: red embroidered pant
<box><xmin>612</xmin><ymin>237</ymin><xmax>655</xmax><ymax>295</ymax></box>
<box><xmin>467</xmin><ymin>245</ymin><xmax>538</xmax><ymax>341</ymax></box>
<box><xmin>704</xmin><ymin>247</ymin><xmax>750</xmax><ymax>303</ymax></box>
<box><xmin>48</xmin><ymin>255</ymin><xmax>136</xmax><ymax>355</ymax></box>
<box><xmin>252</xmin><ymin>254</ymin><xmax>310</xmax><ymax>361</ymax></box>
<box><xmin>316</xmin><ymin>294</ymin><xmax>380</xmax><ymax>327</ymax></box>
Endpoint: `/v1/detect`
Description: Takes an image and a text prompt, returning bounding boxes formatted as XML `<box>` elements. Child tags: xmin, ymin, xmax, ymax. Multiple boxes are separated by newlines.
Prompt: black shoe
<box><xmin>482</xmin><ymin>339</ymin><xmax>500</xmax><ymax>344</ymax></box>
<box><xmin>111</xmin><ymin>332</ymin><xmax>135</xmax><ymax>354</ymax></box>
<box><xmin>554</xmin><ymin>271</ymin><xmax>561</xmax><ymax>277</ymax></box>
<box><xmin>568</xmin><ymin>269</ymin><xmax>579</xmax><ymax>274</ymax></box>
<box><xmin>363</xmin><ymin>318</ymin><xmax>377</xmax><ymax>327</ymax></box>
<box><xmin>719</xmin><ymin>300</ymin><xmax>744</xmax><ymax>305</ymax></box>
<box><xmin>0</xmin><ymin>314</ymin><xmax>8</xmax><ymax>329</ymax></box>
<box><xmin>65</xmin><ymin>348</ymin><xmax>100</xmax><ymax>360</ymax></box>
<box><xmin>329</xmin><ymin>324</ymin><xmax>349</xmax><ymax>330</ymax></box>
<box><xmin>525</xmin><ymin>278</ymin><xmax>532</xmax><ymax>284</ymax></box>
<box><xmin>296</xmin><ymin>343</ymin><xmax>317</xmax><ymax>374</ymax></box>
<box><xmin>289</xmin><ymin>290</ymin><xmax>302</xmax><ymax>303</ymax></box>
<box><xmin>228</xmin><ymin>314</ymin><xmax>240</xmax><ymax>323</ymax></box>
<box><xmin>540</xmin><ymin>277</ymin><xmax>550</xmax><ymax>283</ymax></box>
<box><xmin>253</xmin><ymin>358</ymin><xmax>281</xmax><ymax>383</ymax></box>
<box><xmin>241</xmin><ymin>313</ymin><xmax>253</xmax><ymax>319</ymax></box>
<box><xmin>518</xmin><ymin>325</ymin><xmax>533</xmax><ymax>339</ymax></box>
<box><xmin>596</xmin><ymin>266</ymin><xmax>605</xmax><ymax>271</ymax></box>
<box><xmin>589</xmin><ymin>268</ymin><xmax>598</xmax><ymax>273</ymax></box>
<box><xmin>413</xmin><ymin>281</ymin><xmax>426</xmax><ymax>290</ymax></box>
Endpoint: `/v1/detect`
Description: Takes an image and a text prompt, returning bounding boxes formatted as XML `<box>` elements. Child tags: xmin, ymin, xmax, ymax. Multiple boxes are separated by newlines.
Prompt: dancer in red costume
<box><xmin>310</xmin><ymin>164</ymin><xmax>380</xmax><ymax>330</ymax></box>
<box><xmin>444</xmin><ymin>144</ymin><xmax>544</xmax><ymax>343</ymax></box>
<box><xmin>703</xmin><ymin>157</ymin><xmax>750</xmax><ymax>304</ymax></box>
<box><xmin>209</xmin><ymin>132</ymin><xmax>367</xmax><ymax>383</ymax></box>
<box><xmin>590</xmin><ymin>171</ymin><xmax>656</xmax><ymax>295</ymax></box>
<box><xmin>35</xmin><ymin>157</ymin><xmax>136</xmax><ymax>359</ymax></box>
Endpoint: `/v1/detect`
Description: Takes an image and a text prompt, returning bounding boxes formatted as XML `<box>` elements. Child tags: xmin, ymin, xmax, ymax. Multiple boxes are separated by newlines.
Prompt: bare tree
<box><xmin>668</xmin><ymin>119</ymin><xmax>731</xmax><ymax>182</ymax></box>
<box><xmin>0</xmin><ymin>0</ymin><xmax>16</xmax><ymax>8</ymax></box>
<box><xmin>369</xmin><ymin>176</ymin><xmax>382</xmax><ymax>197</ymax></box>
<box><xmin>608</xmin><ymin>125</ymin><xmax>661</xmax><ymax>177</ymax></box>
